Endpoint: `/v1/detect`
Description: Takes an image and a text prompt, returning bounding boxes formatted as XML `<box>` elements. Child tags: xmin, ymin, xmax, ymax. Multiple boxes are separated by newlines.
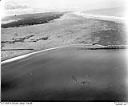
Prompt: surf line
<box><xmin>2</xmin><ymin>44</ymin><xmax>125</xmax><ymax>64</ymax></box>
<box><xmin>73</xmin><ymin>12</ymin><xmax>125</xmax><ymax>23</ymax></box>
<box><xmin>1</xmin><ymin>44</ymin><xmax>94</xmax><ymax>64</ymax></box>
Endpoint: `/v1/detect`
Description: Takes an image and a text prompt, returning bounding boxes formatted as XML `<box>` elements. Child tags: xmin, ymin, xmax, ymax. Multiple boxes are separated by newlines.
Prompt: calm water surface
<box><xmin>1</xmin><ymin>47</ymin><xmax>128</xmax><ymax>101</ymax></box>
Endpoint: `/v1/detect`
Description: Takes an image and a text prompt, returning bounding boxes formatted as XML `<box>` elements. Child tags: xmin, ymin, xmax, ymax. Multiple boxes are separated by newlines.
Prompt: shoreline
<box><xmin>1</xmin><ymin>44</ymin><xmax>127</xmax><ymax>64</ymax></box>
<box><xmin>73</xmin><ymin>12</ymin><xmax>125</xmax><ymax>23</ymax></box>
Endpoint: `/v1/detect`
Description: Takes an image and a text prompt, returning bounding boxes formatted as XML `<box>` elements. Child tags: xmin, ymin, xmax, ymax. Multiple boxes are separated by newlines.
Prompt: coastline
<box><xmin>1</xmin><ymin>13</ymin><xmax>126</xmax><ymax>62</ymax></box>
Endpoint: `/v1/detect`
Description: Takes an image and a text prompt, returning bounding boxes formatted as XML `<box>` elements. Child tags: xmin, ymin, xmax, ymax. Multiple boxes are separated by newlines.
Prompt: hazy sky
<box><xmin>1</xmin><ymin>0</ymin><xmax>126</xmax><ymax>17</ymax></box>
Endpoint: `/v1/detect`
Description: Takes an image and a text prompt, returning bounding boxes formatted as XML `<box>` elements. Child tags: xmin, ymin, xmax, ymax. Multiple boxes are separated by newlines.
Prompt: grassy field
<box><xmin>1</xmin><ymin>12</ymin><xmax>126</xmax><ymax>61</ymax></box>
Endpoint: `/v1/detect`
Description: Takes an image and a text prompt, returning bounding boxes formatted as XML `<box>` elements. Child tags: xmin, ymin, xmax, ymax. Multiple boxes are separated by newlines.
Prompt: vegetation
<box><xmin>2</xmin><ymin>12</ymin><xmax>64</xmax><ymax>28</ymax></box>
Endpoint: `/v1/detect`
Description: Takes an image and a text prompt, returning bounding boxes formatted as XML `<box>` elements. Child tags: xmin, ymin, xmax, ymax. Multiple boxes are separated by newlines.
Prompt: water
<box><xmin>1</xmin><ymin>47</ymin><xmax>127</xmax><ymax>101</ymax></box>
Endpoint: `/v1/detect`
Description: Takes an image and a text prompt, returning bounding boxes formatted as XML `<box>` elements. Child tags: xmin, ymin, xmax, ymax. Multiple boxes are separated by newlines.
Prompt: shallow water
<box><xmin>1</xmin><ymin>47</ymin><xmax>128</xmax><ymax>101</ymax></box>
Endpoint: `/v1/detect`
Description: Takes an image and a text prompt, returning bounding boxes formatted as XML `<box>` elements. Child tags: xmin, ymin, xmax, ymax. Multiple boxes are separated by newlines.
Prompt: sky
<box><xmin>1</xmin><ymin>0</ymin><xmax>126</xmax><ymax>17</ymax></box>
